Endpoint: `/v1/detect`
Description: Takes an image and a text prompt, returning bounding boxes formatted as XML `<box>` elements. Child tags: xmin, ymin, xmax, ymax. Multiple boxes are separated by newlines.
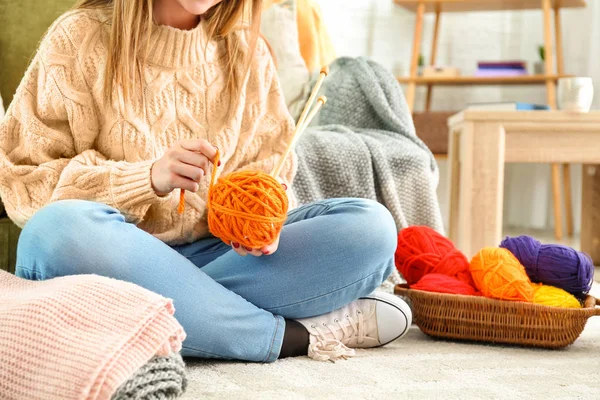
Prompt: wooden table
<box><xmin>394</xmin><ymin>0</ymin><xmax>592</xmax><ymax>243</ymax></box>
<box><xmin>447</xmin><ymin>111</ymin><xmax>600</xmax><ymax>263</ymax></box>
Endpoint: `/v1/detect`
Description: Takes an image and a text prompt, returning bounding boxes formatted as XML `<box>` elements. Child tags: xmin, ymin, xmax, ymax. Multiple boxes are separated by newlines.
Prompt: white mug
<box><xmin>557</xmin><ymin>77</ymin><xmax>594</xmax><ymax>112</ymax></box>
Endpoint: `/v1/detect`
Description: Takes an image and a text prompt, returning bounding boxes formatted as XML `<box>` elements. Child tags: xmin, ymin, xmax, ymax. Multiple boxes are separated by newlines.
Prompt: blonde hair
<box><xmin>73</xmin><ymin>0</ymin><xmax>263</xmax><ymax>112</ymax></box>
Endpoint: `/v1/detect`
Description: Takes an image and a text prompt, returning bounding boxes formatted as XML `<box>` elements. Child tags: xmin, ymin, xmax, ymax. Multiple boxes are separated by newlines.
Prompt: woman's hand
<box><xmin>231</xmin><ymin>182</ymin><xmax>288</xmax><ymax>257</ymax></box>
<box><xmin>151</xmin><ymin>139</ymin><xmax>219</xmax><ymax>196</ymax></box>
<box><xmin>231</xmin><ymin>235</ymin><xmax>281</xmax><ymax>257</ymax></box>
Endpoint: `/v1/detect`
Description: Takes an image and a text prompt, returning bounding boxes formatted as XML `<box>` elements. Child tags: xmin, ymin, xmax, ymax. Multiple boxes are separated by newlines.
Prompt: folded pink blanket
<box><xmin>0</xmin><ymin>271</ymin><xmax>186</xmax><ymax>400</ymax></box>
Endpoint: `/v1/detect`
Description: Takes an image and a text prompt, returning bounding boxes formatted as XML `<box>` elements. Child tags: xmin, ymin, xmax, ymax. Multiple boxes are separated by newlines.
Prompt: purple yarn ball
<box><xmin>500</xmin><ymin>235</ymin><xmax>594</xmax><ymax>296</ymax></box>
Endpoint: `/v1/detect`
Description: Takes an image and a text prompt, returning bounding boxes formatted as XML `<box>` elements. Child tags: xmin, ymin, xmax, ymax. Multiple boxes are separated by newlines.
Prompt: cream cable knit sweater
<box><xmin>0</xmin><ymin>9</ymin><xmax>296</xmax><ymax>245</ymax></box>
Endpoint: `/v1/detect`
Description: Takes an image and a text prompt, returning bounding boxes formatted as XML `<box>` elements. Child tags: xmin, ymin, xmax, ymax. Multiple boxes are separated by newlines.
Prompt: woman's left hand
<box><xmin>230</xmin><ymin>182</ymin><xmax>287</xmax><ymax>257</ymax></box>
<box><xmin>231</xmin><ymin>235</ymin><xmax>280</xmax><ymax>257</ymax></box>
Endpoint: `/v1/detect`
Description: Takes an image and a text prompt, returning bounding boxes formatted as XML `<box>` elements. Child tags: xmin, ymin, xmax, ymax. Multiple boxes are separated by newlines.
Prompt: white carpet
<box><xmin>183</xmin><ymin>290</ymin><xmax>600</xmax><ymax>399</ymax></box>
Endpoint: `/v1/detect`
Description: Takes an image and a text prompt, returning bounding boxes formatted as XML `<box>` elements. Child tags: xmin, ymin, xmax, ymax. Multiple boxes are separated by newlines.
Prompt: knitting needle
<box><xmin>294</xmin><ymin>66</ymin><xmax>329</xmax><ymax>136</ymax></box>
<box><xmin>269</xmin><ymin>67</ymin><xmax>329</xmax><ymax>179</ymax></box>
<box><xmin>300</xmin><ymin>96</ymin><xmax>327</xmax><ymax>136</ymax></box>
<box><xmin>271</xmin><ymin>96</ymin><xmax>327</xmax><ymax>178</ymax></box>
<box><xmin>180</xmin><ymin>67</ymin><xmax>330</xmax><ymax>214</ymax></box>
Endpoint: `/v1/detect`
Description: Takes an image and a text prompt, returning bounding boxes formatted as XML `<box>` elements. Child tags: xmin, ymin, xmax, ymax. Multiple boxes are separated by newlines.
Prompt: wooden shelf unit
<box><xmin>394</xmin><ymin>0</ymin><xmax>590</xmax><ymax>241</ymax></box>
<box><xmin>394</xmin><ymin>0</ymin><xmax>587</xmax><ymax>13</ymax></box>
<box><xmin>398</xmin><ymin>74</ymin><xmax>571</xmax><ymax>85</ymax></box>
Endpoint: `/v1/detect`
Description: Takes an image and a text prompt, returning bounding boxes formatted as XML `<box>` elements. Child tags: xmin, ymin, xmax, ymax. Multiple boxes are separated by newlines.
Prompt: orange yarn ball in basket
<box><xmin>411</xmin><ymin>273</ymin><xmax>480</xmax><ymax>296</ymax></box>
<box><xmin>469</xmin><ymin>248</ymin><xmax>534</xmax><ymax>302</ymax></box>
<box><xmin>395</xmin><ymin>226</ymin><xmax>473</xmax><ymax>286</ymax></box>
<box><xmin>207</xmin><ymin>170</ymin><xmax>288</xmax><ymax>249</ymax></box>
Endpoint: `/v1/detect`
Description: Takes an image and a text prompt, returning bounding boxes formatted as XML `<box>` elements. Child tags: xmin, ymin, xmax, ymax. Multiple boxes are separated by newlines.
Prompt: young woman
<box><xmin>0</xmin><ymin>0</ymin><xmax>411</xmax><ymax>362</ymax></box>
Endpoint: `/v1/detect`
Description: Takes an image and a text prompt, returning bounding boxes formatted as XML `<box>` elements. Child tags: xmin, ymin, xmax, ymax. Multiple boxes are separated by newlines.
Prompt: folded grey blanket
<box><xmin>112</xmin><ymin>353</ymin><xmax>187</xmax><ymax>400</ymax></box>
<box><xmin>291</xmin><ymin>57</ymin><xmax>443</xmax><ymax>233</ymax></box>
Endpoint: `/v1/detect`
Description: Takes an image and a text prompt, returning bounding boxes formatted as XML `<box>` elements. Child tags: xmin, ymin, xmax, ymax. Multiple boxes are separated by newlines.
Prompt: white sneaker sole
<box><xmin>359</xmin><ymin>291</ymin><xmax>412</xmax><ymax>346</ymax></box>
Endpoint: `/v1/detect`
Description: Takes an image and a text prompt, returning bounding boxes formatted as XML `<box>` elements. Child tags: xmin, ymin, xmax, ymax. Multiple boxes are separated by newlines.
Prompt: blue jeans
<box><xmin>16</xmin><ymin>198</ymin><xmax>397</xmax><ymax>362</ymax></box>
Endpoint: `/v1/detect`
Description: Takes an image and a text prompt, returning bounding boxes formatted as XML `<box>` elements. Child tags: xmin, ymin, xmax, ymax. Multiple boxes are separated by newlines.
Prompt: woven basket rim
<box><xmin>394</xmin><ymin>284</ymin><xmax>599</xmax><ymax>316</ymax></box>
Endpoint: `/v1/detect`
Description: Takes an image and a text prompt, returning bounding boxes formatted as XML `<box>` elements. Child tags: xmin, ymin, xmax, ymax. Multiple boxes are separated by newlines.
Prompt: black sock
<box><xmin>279</xmin><ymin>319</ymin><xmax>310</xmax><ymax>358</ymax></box>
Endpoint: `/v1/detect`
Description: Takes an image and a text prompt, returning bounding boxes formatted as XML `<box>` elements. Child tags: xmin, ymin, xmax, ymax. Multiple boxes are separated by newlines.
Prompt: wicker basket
<box><xmin>395</xmin><ymin>284</ymin><xmax>600</xmax><ymax>349</ymax></box>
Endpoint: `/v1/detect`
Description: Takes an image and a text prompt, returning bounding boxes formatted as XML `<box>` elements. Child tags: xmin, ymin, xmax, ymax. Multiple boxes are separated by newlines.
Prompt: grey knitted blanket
<box><xmin>291</xmin><ymin>57</ymin><xmax>443</xmax><ymax>233</ymax></box>
<box><xmin>112</xmin><ymin>353</ymin><xmax>187</xmax><ymax>400</ymax></box>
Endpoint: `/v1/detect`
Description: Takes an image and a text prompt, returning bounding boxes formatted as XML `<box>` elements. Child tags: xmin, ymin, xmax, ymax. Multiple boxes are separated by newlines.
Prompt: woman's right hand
<box><xmin>151</xmin><ymin>139</ymin><xmax>219</xmax><ymax>196</ymax></box>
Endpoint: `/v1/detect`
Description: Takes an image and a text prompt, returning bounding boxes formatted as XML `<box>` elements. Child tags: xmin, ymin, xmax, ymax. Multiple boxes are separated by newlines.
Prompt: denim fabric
<box><xmin>16</xmin><ymin>198</ymin><xmax>396</xmax><ymax>362</ymax></box>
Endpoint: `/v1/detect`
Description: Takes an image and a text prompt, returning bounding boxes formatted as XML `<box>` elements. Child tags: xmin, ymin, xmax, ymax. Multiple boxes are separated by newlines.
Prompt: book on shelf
<box><xmin>474</xmin><ymin>69</ymin><xmax>528</xmax><ymax>77</ymax></box>
<box><xmin>475</xmin><ymin>60</ymin><xmax>528</xmax><ymax>77</ymax></box>
<box><xmin>477</xmin><ymin>61</ymin><xmax>527</xmax><ymax>69</ymax></box>
<box><xmin>466</xmin><ymin>102</ymin><xmax>550</xmax><ymax>111</ymax></box>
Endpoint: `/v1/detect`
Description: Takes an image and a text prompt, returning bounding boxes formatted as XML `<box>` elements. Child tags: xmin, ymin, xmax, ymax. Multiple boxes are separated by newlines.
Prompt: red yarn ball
<box><xmin>411</xmin><ymin>274</ymin><xmax>479</xmax><ymax>296</ymax></box>
<box><xmin>395</xmin><ymin>226</ymin><xmax>473</xmax><ymax>286</ymax></box>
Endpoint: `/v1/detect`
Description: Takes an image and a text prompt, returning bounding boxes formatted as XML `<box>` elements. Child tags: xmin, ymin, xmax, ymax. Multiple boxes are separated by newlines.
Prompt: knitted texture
<box><xmin>112</xmin><ymin>354</ymin><xmax>187</xmax><ymax>400</ymax></box>
<box><xmin>0</xmin><ymin>9</ymin><xmax>296</xmax><ymax>245</ymax></box>
<box><xmin>0</xmin><ymin>270</ymin><xmax>186</xmax><ymax>400</ymax></box>
<box><xmin>292</xmin><ymin>57</ymin><xmax>443</xmax><ymax>233</ymax></box>
<box><xmin>290</xmin><ymin>57</ymin><xmax>442</xmax><ymax>291</ymax></box>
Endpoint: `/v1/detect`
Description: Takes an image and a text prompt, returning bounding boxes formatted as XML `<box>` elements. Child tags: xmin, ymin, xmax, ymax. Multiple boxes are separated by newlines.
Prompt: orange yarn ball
<box><xmin>207</xmin><ymin>170</ymin><xmax>288</xmax><ymax>249</ymax></box>
<box><xmin>469</xmin><ymin>248</ymin><xmax>534</xmax><ymax>302</ymax></box>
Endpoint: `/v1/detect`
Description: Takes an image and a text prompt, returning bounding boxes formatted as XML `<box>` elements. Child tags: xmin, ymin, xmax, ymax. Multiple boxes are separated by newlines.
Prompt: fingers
<box><xmin>231</xmin><ymin>234</ymin><xmax>281</xmax><ymax>258</ymax></box>
<box><xmin>231</xmin><ymin>242</ymin><xmax>248</xmax><ymax>257</ymax></box>
<box><xmin>171</xmin><ymin>174</ymin><xmax>199</xmax><ymax>192</ymax></box>
<box><xmin>231</xmin><ymin>241</ymin><xmax>276</xmax><ymax>257</ymax></box>
<box><xmin>179</xmin><ymin>139</ymin><xmax>219</xmax><ymax>164</ymax></box>
<box><xmin>244</xmin><ymin>245</ymin><xmax>263</xmax><ymax>257</ymax></box>
<box><xmin>155</xmin><ymin>139</ymin><xmax>219</xmax><ymax>196</ymax></box>
<box><xmin>175</xmin><ymin>149</ymin><xmax>210</xmax><ymax>169</ymax></box>
<box><xmin>171</xmin><ymin>162</ymin><xmax>205</xmax><ymax>182</ymax></box>
<box><xmin>260</xmin><ymin>234</ymin><xmax>280</xmax><ymax>256</ymax></box>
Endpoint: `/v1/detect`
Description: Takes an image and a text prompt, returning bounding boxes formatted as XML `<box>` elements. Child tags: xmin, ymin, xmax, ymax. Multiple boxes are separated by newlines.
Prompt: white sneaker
<box><xmin>296</xmin><ymin>291</ymin><xmax>412</xmax><ymax>361</ymax></box>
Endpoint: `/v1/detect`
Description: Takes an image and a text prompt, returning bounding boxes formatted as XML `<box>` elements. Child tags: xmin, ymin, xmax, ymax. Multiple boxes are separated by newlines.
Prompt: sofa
<box><xmin>0</xmin><ymin>0</ymin><xmax>76</xmax><ymax>272</ymax></box>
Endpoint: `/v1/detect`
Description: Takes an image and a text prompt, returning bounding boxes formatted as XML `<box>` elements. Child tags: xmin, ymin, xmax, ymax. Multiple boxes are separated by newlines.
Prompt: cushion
<box><xmin>296</xmin><ymin>0</ymin><xmax>336</xmax><ymax>72</ymax></box>
<box><xmin>261</xmin><ymin>0</ymin><xmax>310</xmax><ymax>108</ymax></box>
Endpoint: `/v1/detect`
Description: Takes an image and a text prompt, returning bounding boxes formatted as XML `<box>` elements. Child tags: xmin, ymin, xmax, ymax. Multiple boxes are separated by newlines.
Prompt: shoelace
<box><xmin>307</xmin><ymin>310</ymin><xmax>365</xmax><ymax>362</ymax></box>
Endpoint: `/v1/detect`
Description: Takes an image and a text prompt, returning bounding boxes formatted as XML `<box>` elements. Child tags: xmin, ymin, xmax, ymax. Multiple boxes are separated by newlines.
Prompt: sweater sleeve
<box><xmin>234</xmin><ymin>39</ymin><xmax>298</xmax><ymax>202</ymax></box>
<box><xmin>0</xmin><ymin>15</ymin><xmax>170</xmax><ymax>227</ymax></box>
